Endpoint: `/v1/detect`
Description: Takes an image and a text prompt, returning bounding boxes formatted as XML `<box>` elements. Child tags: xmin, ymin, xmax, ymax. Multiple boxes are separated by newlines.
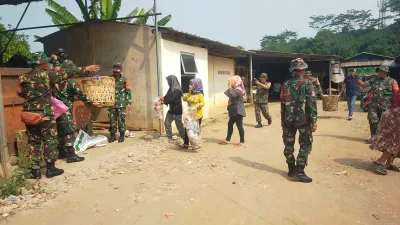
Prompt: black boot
<box><xmin>118</xmin><ymin>132</ymin><xmax>125</xmax><ymax>143</ymax></box>
<box><xmin>30</xmin><ymin>161</ymin><xmax>42</xmax><ymax>179</ymax></box>
<box><xmin>66</xmin><ymin>146</ymin><xmax>85</xmax><ymax>164</ymax></box>
<box><xmin>255</xmin><ymin>122</ymin><xmax>263</xmax><ymax>128</ymax></box>
<box><xmin>109</xmin><ymin>135</ymin><xmax>117</xmax><ymax>143</ymax></box>
<box><xmin>58</xmin><ymin>146</ymin><xmax>68</xmax><ymax>159</ymax></box>
<box><xmin>45</xmin><ymin>161</ymin><xmax>64</xmax><ymax>178</ymax></box>
<box><xmin>267</xmin><ymin>118</ymin><xmax>272</xmax><ymax>125</ymax></box>
<box><xmin>287</xmin><ymin>162</ymin><xmax>296</xmax><ymax>177</ymax></box>
<box><xmin>294</xmin><ymin>165</ymin><xmax>312</xmax><ymax>183</ymax></box>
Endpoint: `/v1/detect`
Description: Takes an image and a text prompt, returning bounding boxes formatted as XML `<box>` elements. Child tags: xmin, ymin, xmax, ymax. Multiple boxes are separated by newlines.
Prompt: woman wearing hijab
<box><xmin>182</xmin><ymin>78</ymin><xmax>205</xmax><ymax>149</ymax></box>
<box><xmin>370</xmin><ymin>91</ymin><xmax>400</xmax><ymax>175</ymax></box>
<box><xmin>159</xmin><ymin>75</ymin><xmax>185</xmax><ymax>142</ymax></box>
<box><xmin>219</xmin><ymin>75</ymin><xmax>246</xmax><ymax>147</ymax></box>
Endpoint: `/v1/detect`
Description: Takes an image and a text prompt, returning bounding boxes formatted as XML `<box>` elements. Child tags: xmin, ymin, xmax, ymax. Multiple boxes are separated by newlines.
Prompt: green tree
<box><xmin>260</xmin><ymin>30</ymin><xmax>297</xmax><ymax>51</ymax></box>
<box><xmin>0</xmin><ymin>17</ymin><xmax>31</xmax><ymax>63</ymax></box>
<box><xmin>237</xmin><ymin>45</ymin><xmax>245</xmax><ymax>50</ymax></box>
<box><xmin>45</xmin><ymin>0</ymin><xmax>172</xmax><ymax>30</ymax></box>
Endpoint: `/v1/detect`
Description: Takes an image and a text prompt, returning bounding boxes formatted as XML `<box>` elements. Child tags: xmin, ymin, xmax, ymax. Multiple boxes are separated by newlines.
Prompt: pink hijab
<box><xmin>228</xmin><ymin>75</ymin><xmax>247</xmax><ymax>103</ymax></box>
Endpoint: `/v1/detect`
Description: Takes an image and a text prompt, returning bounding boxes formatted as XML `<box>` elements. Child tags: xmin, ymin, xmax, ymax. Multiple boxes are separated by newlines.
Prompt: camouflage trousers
<box><xmin>26</xmin><ymin>118</ymin><xmax>58</xmax><ymax>162</ymax></box>
<box><xmin>368</xmin><ymin>104</ymin><xmax>388</xmax><ymax>135</ymax></box>
<box><xmin>108</xmin><ymin>107</ymin><xmax>127</xmax><ymax>135</ymax></box>
<box><xmin>56</xmin><ymin>110</ymin><xmax>75</xmax><ymax>148</ymax></box>
<box><xmin>255</xmin><ymin>103</ymin><xmax>271</xmax><ymax>122</ymax></box>
<box><xmin>282</xmin><ymin>123</ymin><xmax>313</xmax><ymax>166</ymax></box>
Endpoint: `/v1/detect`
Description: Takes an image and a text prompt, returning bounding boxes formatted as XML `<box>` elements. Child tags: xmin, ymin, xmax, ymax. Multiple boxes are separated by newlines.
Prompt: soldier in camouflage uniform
<box><xmin>304</xmin><ymin>71</ymin><xmax>322</xmax><ymax>95</ymax></box>
<box><xmin>17</xmin><ymin>52</ymin><xmax>69</xmax><ymax>179</ymax></box>
<box><xmin>108</xmin><ymin>63</ymin><xmax>132</xmax><ymax>143</ymax></box>
<box><xmin>254</xmin><ymin>73</ymin><xmax>272</xmax><ymax>128</ymax></box>
<box><xmin>51</xmin><ymin>48</ymin><xmax>100</xmax><ymax>163</ymax></box>
<box><xmin>359</xmin><ymin>65</ymin><xmax>399</xmax><ymax>143</ymax></box>
<box><xmin>281</xmin><ymin>58</ymin><xmax>318</xmax><ymax>183</ymax></box>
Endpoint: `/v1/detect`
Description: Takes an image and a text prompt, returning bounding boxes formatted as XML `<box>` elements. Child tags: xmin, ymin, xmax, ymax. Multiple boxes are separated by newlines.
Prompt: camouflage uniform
<box><xmin>365</xmin><ymin>65</ymin><xmax>399</xmax><ymax>138</ymax></box>
<box><xmin>52</xmin><ymin>59</ymin><xmax>93</xmax><ymax>150</ymax></box>
<box><xmin>304</xmin><ymin>71</ymin><xmax>322</xmax><ymax>95</ymax></box>
<box><xmin>109</xmin><ymin>63</ymin><xmax>132</xmax><ymax>138</ymax></box>
<box><xmin>254</xmin><ymin>73</ymin><xmax>272</xmax><ymax>125</ymax></box>
<box><xmin>17</xmin><ymin>52</ymin><xmax>74</xmax><ymax>162</ymax></box>
<box><xmin>281</xmin><ymin>59</ymin><xmax>317</xmax><ymax>169</ymax></box>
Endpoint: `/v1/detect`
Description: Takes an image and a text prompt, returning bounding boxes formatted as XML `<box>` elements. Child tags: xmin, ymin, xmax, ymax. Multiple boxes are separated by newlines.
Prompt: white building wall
<box><xmin>208</xmin><ymin>56</ymin><xmax>235</xmax><ymax>109</ymax></box>
<box><xmin>160</xmin><ymin>39</ymin><xmax>209</xmax><ymax>119</ymax></box>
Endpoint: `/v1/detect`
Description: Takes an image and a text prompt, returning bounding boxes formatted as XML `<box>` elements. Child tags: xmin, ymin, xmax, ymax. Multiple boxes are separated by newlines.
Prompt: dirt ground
<box><xmin>3</xmin><ymin>101</ymin><xmax>400</xmax><ymax>225</ymax></box>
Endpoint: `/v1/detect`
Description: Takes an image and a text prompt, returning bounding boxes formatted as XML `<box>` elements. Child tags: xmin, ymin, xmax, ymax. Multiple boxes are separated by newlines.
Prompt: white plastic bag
<box><xmin>331</xmin><ymin>69</ymin><xmax>345</xmax><ymax>83</ymax></box>
<box><xmin>153</xmin><ymin>97</ymin><xmax>162</xmax><ymax>119</ymax></box>
<box><xmin>73</xmin><ymin>130</ymin><xmax>108</xmax><ymax>153</ymax></box>
<box><xmin>183</xmin><ymin>107</ymin><xmax>202</xmax><ymax>147</ymax></box>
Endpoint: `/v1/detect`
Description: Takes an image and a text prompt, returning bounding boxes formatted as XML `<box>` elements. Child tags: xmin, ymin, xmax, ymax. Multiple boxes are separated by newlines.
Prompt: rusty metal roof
<box><xmin>249</xmin><ymin>50</ymin><xmax>342</xmax><ymax>61</ymax></box>
<box><xmin>0</xmin><ymin>0</ymin><xmax>41</xmax><ymax>5</ymax></box>
<box><xmin>341</xmin><ymin>60</ymin><xmax>385</xmax><ymax>67</ymax></box>
<box><xmin>343</xmin><ymin>52</ymin><xmax>394</xmax><ymax>62</ymax></box>
<box><xmin>158</xmin><ymin>27</ymin><xmax>250</xmax><ymax>58</ymax></box>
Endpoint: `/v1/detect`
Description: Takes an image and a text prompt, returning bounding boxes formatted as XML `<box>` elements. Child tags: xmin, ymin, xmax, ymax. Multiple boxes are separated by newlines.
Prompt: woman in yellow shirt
<box><xmin>182</xmin><ymin>78</ymin><xmax>205</xmax><ymax>149</ymax></box>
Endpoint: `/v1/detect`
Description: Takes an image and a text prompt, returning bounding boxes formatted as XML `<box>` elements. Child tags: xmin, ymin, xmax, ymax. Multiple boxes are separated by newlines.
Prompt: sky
<box><xmin>0</xmin><ymin>0</ymin><xmax>380</xmax><ymax>52</ymax></box>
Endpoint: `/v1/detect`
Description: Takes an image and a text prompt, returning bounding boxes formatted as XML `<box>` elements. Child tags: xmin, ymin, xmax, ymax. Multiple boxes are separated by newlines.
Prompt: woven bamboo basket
<box><xmin>322</xmin><ymin>95</ymin><xmax>339</xmax><ymax>111</ymax></box>
<box><xmin>82</xmin><ymin>76</ymin><xmax>115</xmax><ymax>107</ymax></box>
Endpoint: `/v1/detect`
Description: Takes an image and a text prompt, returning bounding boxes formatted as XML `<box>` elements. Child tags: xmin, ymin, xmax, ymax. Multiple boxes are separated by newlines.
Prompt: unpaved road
<box><xmin>4</xmin><ymin>101</ymin><xmax>400</xmax><ymax>225</ymax></box>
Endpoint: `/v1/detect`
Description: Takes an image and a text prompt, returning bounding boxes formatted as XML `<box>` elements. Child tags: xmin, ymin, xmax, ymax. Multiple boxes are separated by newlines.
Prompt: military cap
<box><xmin>378</xmin><ymin>65</ymin><xmax>390</xmax><ymax>73</ymax></box>
<box><xmin>304</xmin><ymin>71</ymin><xmax>312</xmax><ymax>76</ymax></box>
<box><xmin>113</xmin><ymin>62</ymin><xmax>122</xmax><ymax>72</ymax></box>
<box><xmin>260</xmin><ymin>73</ymin><xmax>268</xmax><ymax>79</ymax></box>
<box><xmin>60</xmin><ymin>59</ymin><xmax>78</xmax><ymax>70</ymax></box>
<box><xmin>27</xmin><ymin>51</ymin><xmax>51</xmax><ymax>65</ymax></box>
<box><xmin>289</xmin><ymin>58</ymin><xmax>308</xmax><ymax>72</ymax></box>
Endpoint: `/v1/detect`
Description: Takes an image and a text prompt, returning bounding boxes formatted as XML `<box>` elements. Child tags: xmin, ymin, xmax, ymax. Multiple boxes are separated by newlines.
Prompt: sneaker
<box><xmin>347</xmin><ymin>116</ymin><xmax>352</xmax><ymax>120</ymax></box>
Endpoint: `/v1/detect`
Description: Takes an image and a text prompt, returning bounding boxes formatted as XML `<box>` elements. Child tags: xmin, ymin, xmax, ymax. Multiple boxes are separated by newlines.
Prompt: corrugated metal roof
<box><xmin>341</xmin><ymin>60</ymin><xmax>384</xmax><ymax>67</ymax></box>
<box><xmin>249</xmin><ymin>50</ymin><xmax>341</xmax><ymax>60</ymax></box>
<box><xmin>0</xmin><ymin>0</ymin><xmax>41</xmax><ymax>5</ymax></box>
<box><xmin>343</xmin><ymin>52</ymin><xmax>394</xmax><ymax>62</ymax></box>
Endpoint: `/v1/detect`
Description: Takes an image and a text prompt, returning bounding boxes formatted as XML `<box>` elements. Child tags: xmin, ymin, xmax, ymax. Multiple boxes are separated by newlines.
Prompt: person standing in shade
<box><xmin>359</xmin><ymin>65</ymin><xmax>399</xmax><ymax>143</ymax></box>
<box><xmin>304</xmin><ymin>71</ymin><xmax>322</xmax><ymax>96</ymax></box>
<box><xmin>108</xmin><ymin>63</ymin><xmax>132</xmax><ymax>143</ymax></box>
<box><xmin>219</xmin><ymin>75</ymin><xmax>246</xmax><ymax>147</ymax></box>
<box><xmin>339</xmin><ymin>68</ymin><xmax>360</xmax><ymax>120</ymax></box>
<box><xmin>158</xmin><ymin>75</ymin><xmax>185</xmax><ymax>143</ymax></box>
<box><xmin>182</xmin><ymin>78</ymin><xmax>205</xmax><ymax>149</ymax></box>
<box><xmin>254</xmin><ymin>73</ymin><xmax>272</xmax><ymax>128</ymax></box>
<box><xmin>281</xmin><ymin>58</ymin><xmax>318</xmax><ymax>183</ymax></box>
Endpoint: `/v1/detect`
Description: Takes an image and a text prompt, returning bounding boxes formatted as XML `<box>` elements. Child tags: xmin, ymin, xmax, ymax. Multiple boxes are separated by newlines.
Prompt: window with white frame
<box><xmin>180</xmin><ymin>52</ymin><xmax>197</xmax><ymax>93</ymax></box>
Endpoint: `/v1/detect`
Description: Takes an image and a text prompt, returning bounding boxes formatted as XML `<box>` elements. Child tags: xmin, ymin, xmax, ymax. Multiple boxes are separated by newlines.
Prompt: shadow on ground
<box><xmin>315</xmin><ymin>134</ymin><xmax>366</xmax><ymax>142</ymax></box>
<box><xmin>334</xmin><ymin>158</ymin><xmax>376</xmax><ymax>174</ymax></box>
<box><xmin>229</xmin><ymin>157</ymin><xmax>288</xmax><ymax>179</ymax></box>
<box><xmin>202</xmin><ymin>137</ymin><xmax>223</xmax><ymax>144</ymax></box>
<box><xmin>318</xmin><ymin>116</ymin><xmax>344</xmax><ymax>119</ymax></box>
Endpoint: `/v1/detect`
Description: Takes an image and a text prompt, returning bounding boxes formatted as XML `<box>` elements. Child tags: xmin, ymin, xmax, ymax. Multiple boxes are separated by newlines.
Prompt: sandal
<box><xmin>190</xmin><ymin>146</ymin><xmax>201</xmax><ymax>150</ymax></box>
<box><xmin>219</xmin><ymin>140</ymin><xmax>230</xmax><ymax>145</ymax></box>
<box><xmin>178</xmin><ymin>143</ymin><xmax>189</xmax><ymax>149</ymax></box>
<box><xmin>373</xmin><ymin>161</ymin><xmax>388</xmax><ymax>175</ymax></box>
<box><xmin>386</xmin><ymin>165</ymin><xmax>400</xmax><ymax>172</ymax></box>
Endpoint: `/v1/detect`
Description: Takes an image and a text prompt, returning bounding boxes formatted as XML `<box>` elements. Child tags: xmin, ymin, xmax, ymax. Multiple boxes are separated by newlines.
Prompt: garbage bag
<box><xmin>183</xmin><ymin>110</ymin><xmax>202</xmax><ymax>147</ymax></box>
<box><xmin>153</xmin><ymin>97</ymin><xmax>162</xmax><ymax>119</ymax></box>
<box><xmin>73</xmin><ymin>130</ymin><xmax>108</xmax><ymax>153</ymax></box>
<box><xmin>331</xmin><ymin>69</ymin><xmax>345</xmax><ymax>83</ymax></box>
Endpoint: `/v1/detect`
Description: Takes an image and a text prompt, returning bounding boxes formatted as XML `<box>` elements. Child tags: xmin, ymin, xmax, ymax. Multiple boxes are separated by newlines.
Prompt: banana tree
<box><xmin>45</xmin><ymin>0</ymin><xmax>172</xmax><ymax>30</ymax></box>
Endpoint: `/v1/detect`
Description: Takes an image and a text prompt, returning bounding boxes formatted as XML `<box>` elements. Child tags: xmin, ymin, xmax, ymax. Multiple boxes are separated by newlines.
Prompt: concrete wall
<box><xmin>160</xmin><ymin>39</ymin><xmax>209</xmax><ymax>119</ymax></box>
<box><xmin>208</xmin><ymin>56</ymin><xmax>234</xmax><ymax>109</ymax></box>
<box><xmin>41</xmin><ymin>22</ymin><xmax>159</xmax><ymax>129</ymax></box>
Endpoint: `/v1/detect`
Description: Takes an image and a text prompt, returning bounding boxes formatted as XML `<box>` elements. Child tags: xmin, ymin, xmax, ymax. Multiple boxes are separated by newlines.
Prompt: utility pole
<box><xmin>154</xmin><ymin>0</ymin><xmax>162</xmax><ymax>136</ymax></box>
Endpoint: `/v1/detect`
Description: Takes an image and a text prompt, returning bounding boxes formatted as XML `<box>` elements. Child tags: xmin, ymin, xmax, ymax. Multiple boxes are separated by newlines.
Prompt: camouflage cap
<box><xmin>260</xmin><ymin>73</ymin><xmax>268</xmax><ymax>79</ymax></box>
<box><xmin>60</xmin><ymin>59</ymin><xmax>78</xmax><ymax>70</ymax></box>
<box><xmin>113</xmin><ymin>62</ymin><xmax>122</xmax><ymax>72</ymax></box>
<box><xmin>27</xmin><ymin>51</ymin><xmax>51</xmax><ymax>65</ymax></box>
<box><xmin>289</xmin><ymin>58</ymin><xmax>308</xmax><ymax>72</ymax></box>
<box><xmin>378</xmin><ymin>65</ymin><xmax>390</xmax><ymax>73</ymax></box>
<box><xmin>304</xmin><ymin>71</ymin><xmax>312</xmax><ymax>76</ymax></box>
